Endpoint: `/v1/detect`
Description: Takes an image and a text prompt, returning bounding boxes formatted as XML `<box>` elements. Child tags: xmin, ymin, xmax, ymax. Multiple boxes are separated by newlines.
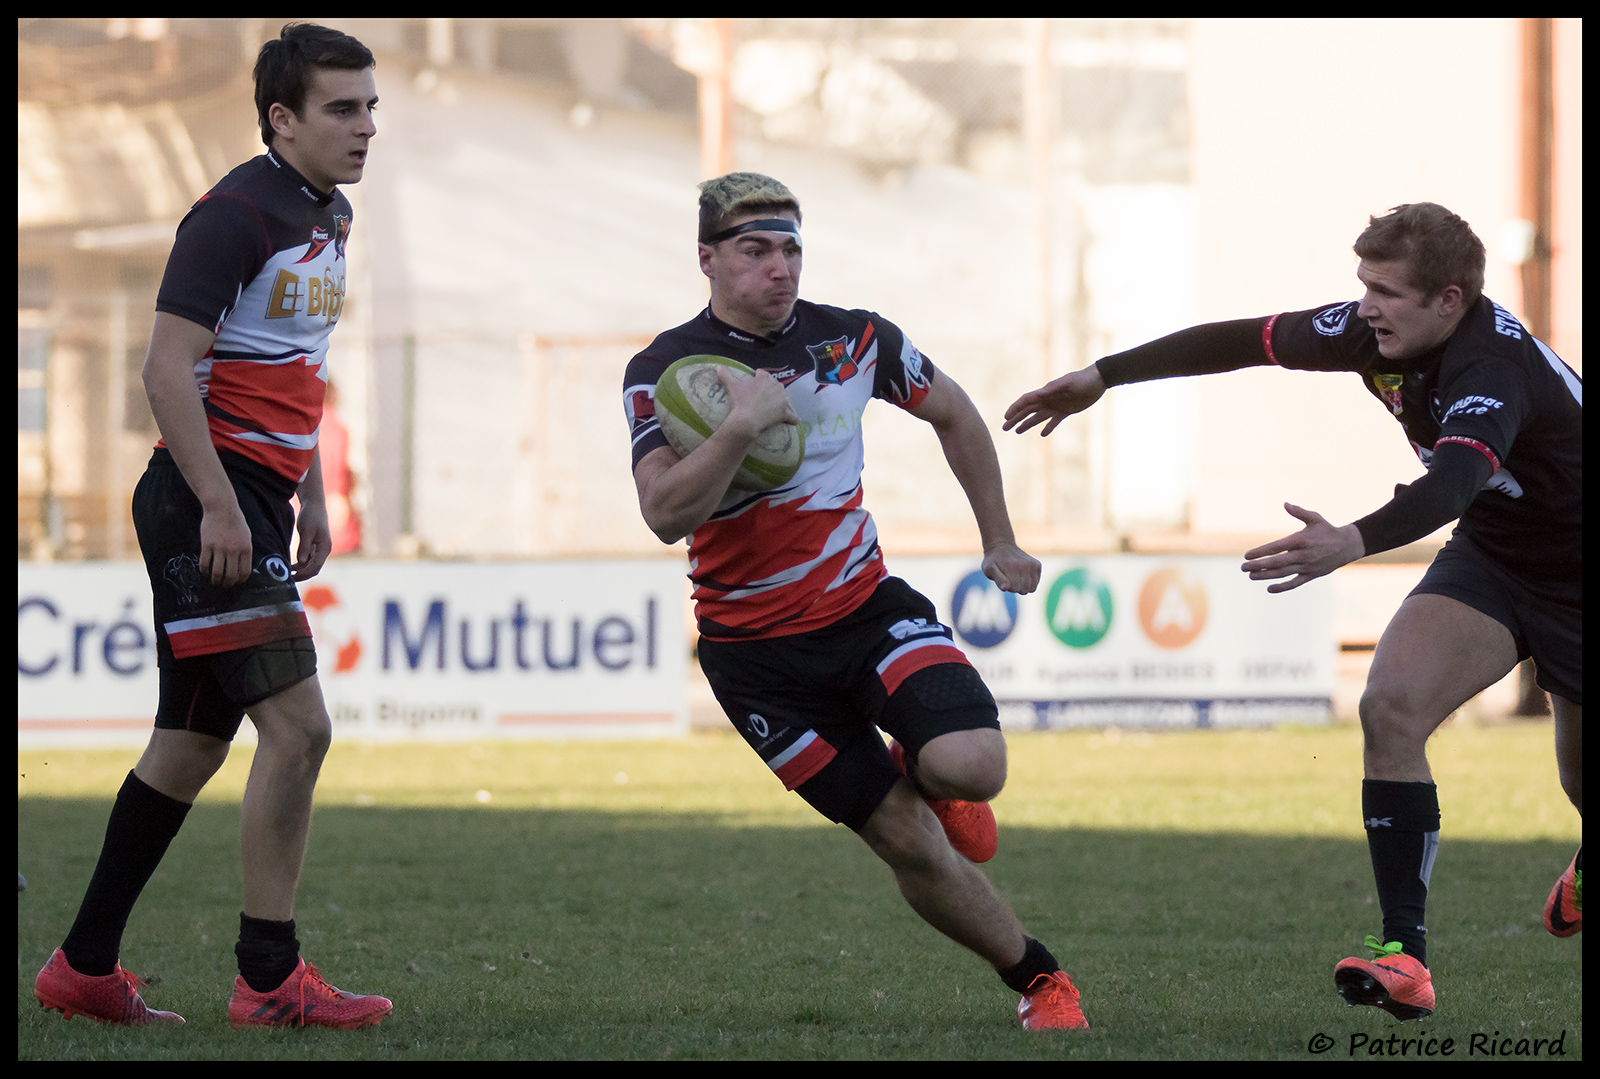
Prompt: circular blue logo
<box><xmin>951</xmin><ymin>570</ymin><xmax>1018</xmax><ymax>649</ymax></box>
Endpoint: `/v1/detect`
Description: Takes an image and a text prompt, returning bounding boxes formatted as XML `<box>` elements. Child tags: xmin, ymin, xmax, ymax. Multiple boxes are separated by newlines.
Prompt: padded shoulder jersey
<box><xmin>625</xmin><ymin>301</ymin><xmax>935</xmax><ymax>640</ymax></box>
<box><xmin>155</xmin><ymin>150</ymin><xmax>351</xmax><ymax>484</ymax></box>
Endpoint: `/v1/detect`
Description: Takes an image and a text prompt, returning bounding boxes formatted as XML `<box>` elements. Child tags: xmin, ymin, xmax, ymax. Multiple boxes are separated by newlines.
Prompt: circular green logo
<box><xmin>1045</xmin><ymin>568</ymin><xmax>1114</xmax><ymax>649</ymax></box>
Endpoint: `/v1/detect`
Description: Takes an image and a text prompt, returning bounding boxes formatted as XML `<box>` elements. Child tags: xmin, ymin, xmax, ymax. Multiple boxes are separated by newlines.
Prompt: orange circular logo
<box><xmin>1137</xmin><ymin>567</ymin><xmax>1208</xmax><ymax>649</ymax></box>
<box><xmin>301</xmin><ymin>584</ymin><xmax>364</xmax><ymax>673</ymax></box>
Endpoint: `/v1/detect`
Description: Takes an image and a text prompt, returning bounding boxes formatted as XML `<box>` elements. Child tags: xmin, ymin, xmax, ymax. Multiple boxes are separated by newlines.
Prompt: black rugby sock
<box><xmin>1362</xmin><ymin>779</ymin><xmax>1441</xmax><ymax>966</ymax></box>
<box><xmin>997</xmin><ymin>937</ymin><xmax>1060</xmax><ymax>994</ymax></box>
<box><xmin>61</xmin><ymin>771</ymin><xmax>192</xmax><ymax>977</ymax></box>
<box><xmin>236</xmin><ymin>913</ymin><xmax>301</xmax><ymax>992</ymax></box>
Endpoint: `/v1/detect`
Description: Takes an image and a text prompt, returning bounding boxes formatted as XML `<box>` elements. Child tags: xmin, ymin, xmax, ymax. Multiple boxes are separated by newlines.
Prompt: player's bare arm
<box><xmin>911</xmin><ymin>373</ymin><xmax>1041</xmax><ymax>595</ymax></box>
<box><xmin>1002</xmin><ymin>364</ymin><xmax>1107</xmax><ymax>437</ymax></box>
<box><xmin>1241</xmin><ymin>503</ymin><xmax>1366</xmax><ymax>594</ymax></box>
<box><xmin>141</xmin><ymin>311</ymin><xmax>253</xmax><ymax>587</ymax></box>
<box><xmin>292</xmin><ymin>448</ymin><xmax>332</xmax><ymax>581</ymax></box>
<box><xmin>634</xmin><ymin>367</ymin><xmax>797</xmax><ymax>544</ymax></box>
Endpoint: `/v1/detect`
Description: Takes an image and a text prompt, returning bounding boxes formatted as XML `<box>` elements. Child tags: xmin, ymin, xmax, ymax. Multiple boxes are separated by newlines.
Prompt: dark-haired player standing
<box><xmin>35</xmin><ymin>23</ymin><xmax>392</xmax><ymax>1029</ymax></box>
<box><xmin>1006</xmin><ymin>203</ymin><xmax>1582</xmax><ymax>1020</ymax></box>
<box><xmin>625</xmin><ymin>172</ymin><xmax>1089</xmax><ymax>1031</ymax></box>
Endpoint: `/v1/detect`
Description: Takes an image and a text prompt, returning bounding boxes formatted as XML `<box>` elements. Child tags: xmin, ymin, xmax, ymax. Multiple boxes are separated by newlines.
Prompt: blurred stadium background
<box><xmin>17</xmin><ymin>18</ymin><xmax>1582</xmax><ymax>732</ymax></box>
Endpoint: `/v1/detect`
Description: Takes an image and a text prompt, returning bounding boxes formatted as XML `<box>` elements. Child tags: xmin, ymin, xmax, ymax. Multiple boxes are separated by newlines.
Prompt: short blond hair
<box><xmin>698</xmin><ymin>172</ymin><xmax>801</xmax><ymax>242</ymax></box>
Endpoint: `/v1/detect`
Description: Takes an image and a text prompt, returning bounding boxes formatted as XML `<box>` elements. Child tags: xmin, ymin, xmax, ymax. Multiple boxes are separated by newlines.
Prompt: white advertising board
<box><xmin>890</xmin><ymin>556</ymin><xmax>1334</xmax><ymax>729</ymax></box>
<box><xmin>18</xmin><ymin>560</ymin><xmax>687</xmax><ymax>747</ymax></box>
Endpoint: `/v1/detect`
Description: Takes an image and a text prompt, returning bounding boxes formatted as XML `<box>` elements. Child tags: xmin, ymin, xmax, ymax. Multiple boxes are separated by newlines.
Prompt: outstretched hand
<box><xmin>1002</xmin><ymin>366</ymin><xmax>1107</xmax><ymax>437</ymax></box>
<box><xmin>1241</xmin><ymin>503</ymin><xmax>1366</xmax><ymax>593</ymax></box>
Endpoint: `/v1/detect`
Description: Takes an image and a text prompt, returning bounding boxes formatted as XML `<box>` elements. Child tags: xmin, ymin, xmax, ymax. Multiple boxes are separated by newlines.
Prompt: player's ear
<box><xmin>268</xmin><ymin>101</ymin><xmax>298</xmax><ymax>144</ymax></box>
<box><xmin>698</xmin><ymin>242</ymin><xmax>716</xmax><ymax>279</ymax></box>
<box><xmin>1435</xmin><ymin>284</ymin><xmax>1464</xmax><ymax>317</ymax></box>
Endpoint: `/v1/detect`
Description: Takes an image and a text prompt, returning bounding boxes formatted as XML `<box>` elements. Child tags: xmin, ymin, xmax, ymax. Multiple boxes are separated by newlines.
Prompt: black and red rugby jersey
<box><xmin>155</xmin><ymin>150</ymin><xmax>351</xmax><ymax>485</ymax></box>
<box><xmin>1262</xmin><ymin>295</ymin><xmax>1582</xmax><ymax>574</ymax></box>
<box><xmin>624</xmin><ymin>301</ymin><xmax>936</xmax><ymax>641</ymax></box>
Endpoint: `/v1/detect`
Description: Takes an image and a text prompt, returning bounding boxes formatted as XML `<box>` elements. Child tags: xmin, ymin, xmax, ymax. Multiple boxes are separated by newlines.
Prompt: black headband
<box><xmin>702</xmin><ymin>218</ymin><xmax>802</xmax><ymax>246</ymax></box>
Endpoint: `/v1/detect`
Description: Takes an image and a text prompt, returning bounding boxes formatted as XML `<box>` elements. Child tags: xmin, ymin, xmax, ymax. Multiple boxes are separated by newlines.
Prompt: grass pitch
<box><xmin>17</xmin><ymin>723</ymin><xmax>1583</xmax><ymax>1060</ymax></box>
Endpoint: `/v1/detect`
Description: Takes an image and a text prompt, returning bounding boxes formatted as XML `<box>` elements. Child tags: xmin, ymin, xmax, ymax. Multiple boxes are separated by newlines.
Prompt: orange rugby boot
<box><xmin>34</xmin><ymin>947</ymin><xmax>186</xmax><ymax>1025</ymax></box>
<box><xmin>888</xmin><ymin>739</ymin><xmax>998</xmax><ymax>862</ymax></box>
<box><xmin>229</xmin><ymin>958</ymin><xmax>393</xmax><ymax>1029</ymax></box>
<box><xmin>1334</xmin><ymin>936</ymin><xmax>1435</xmax><ymax>1020</ymax></box>
<box><xmin>1018</xmin><ymin>970</ymin><xmax>1090</xmax><ymax>1030</ymax></box>
<box><xmin>1543</xmin><ymin>848</ymin><xmax>1582</xmax><ymax>937</ymax></box>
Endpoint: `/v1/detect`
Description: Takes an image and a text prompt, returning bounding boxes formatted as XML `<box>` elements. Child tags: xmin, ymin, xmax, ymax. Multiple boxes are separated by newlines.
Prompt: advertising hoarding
<box><xmin>891</xmin><ymin>556</ymin><xmax>1334</xmax><ymax>729</ymax></box>
<box><xmin>17</xmin><ymin>560</ymin><xmax>687</xmax><ymax>747</ymax></box>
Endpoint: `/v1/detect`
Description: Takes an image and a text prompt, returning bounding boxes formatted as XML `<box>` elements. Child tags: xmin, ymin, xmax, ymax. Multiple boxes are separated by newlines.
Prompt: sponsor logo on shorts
<box><xmin>162</xmin><ymin>553</ymin><xmax>202</xmax><ymax>604</ymax></box>
<box><xmin>1365</xmin><ymin>816</ymin><xmax>1393</xmax><ymax>829</ymax></box>
<box><xmin>887</xmin><ymin>617</ymin><xmax>947</xmax><ymax>641</ymax></box>
<box><xmin>259</xmin><ymin>555</ymin><xmax>292</xmax><ymax>583</ymax></box>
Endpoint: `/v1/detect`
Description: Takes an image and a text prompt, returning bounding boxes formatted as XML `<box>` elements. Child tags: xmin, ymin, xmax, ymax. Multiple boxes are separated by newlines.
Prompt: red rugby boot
<box><xmin>34</xmin><ymin>947</ymin><xmax>185</xmax><ymax>1025</ymax></box>
<box><xmin>1543</xmin><ymin>848</ymin><xmax>1582</xmax><ymax>937</ymax></box>
<box><xmin>1018</xmin><ymin>970</ymin><xmax>1090</xmax><ymax>1030</ymax></box>
<box><xmin>229</xmin><ymin>958</ymin><xmax>392</xmax><ymax>1029</ymax></box>
<box><xmin>888</xmin><ymin>739</ymin><xmax>999</xmax><ymax>863</ymax></box>
<box><xmin>1334</xmin><ymin>936</ymin><xmax>1435</xmax><ymax>1020</ymax></box>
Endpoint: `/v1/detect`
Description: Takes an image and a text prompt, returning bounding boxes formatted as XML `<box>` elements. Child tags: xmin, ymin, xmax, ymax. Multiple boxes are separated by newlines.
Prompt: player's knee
<box><xmin>918</xmin><ymin>728</ymin><xmax>1007</xmax><ymax>803</ymax></box>
<box><xmin>284</xmin><ymin>710</ymin><xmax>333</xmax><ymax>766</ymax></box>
<box><xmin>1357</xmin><ymin>681</ymin><xmax>1421</xmax><ymax>746</ymax></box>
<box><xmin>253</xmin><ymin>700</ymin><xmax>332</xmax><ymax>767</ymax></box>
<box><xmin>138</xmin><ymin>730</ymin><xmax>232</xmax><ymax>801</ymax></box>
<box><xmin>885</xmin><ymin>663</ymin><xmax>1003</xmax><ymax>801</ymax></box>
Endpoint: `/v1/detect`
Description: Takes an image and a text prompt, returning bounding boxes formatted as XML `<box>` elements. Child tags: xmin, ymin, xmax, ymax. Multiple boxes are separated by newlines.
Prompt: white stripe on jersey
<box><xmin>1535</xmin><ymin>338</ymin><xmax>1583</xmax><ymax>407</ymax></box>
<box><xmin>702</xmin><ymin>504</ymin><xmax>873</xmax><ymax>602</ymax></box>
<box><xmin>226</xmin><ymin>429</ymin><xmax>321</xmax><ymax>450</ymax></box>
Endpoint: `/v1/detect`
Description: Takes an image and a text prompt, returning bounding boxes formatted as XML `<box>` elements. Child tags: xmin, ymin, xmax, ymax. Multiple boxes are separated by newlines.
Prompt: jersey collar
<box><xmin>702</xmin><ymin>304</ymin><xmax>800</xmax><ymax>346</ymax></box>
<box><xmin>265</xmin><ymin>149</ymin><xmax>336</xmax><ymax>208</ymax></box>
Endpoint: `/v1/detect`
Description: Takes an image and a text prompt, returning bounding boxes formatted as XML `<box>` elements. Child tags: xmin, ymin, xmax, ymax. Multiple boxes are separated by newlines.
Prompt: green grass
<box><xmin>17</xmin><ymin>723</ymin><xmax>1583</xmax><ymax>1060</ymax></box>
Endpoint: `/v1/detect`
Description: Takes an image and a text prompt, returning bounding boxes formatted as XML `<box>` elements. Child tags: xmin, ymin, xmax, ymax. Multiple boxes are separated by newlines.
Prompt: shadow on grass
<box><xmin>18</xmin><ymin>800</ymin><xmax>1583</xmax><ymax>1061</ymax></box>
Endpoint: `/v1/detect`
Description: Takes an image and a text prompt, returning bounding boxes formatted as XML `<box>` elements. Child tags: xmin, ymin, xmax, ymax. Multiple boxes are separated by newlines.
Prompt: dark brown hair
<box><xmin>254</xmin><ymin>23</ymin><xmax>375</xmax><ymax>148</ymax></box>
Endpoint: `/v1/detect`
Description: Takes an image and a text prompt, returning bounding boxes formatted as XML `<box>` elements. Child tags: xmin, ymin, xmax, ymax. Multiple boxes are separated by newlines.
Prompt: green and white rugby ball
<box><xmin>654</xmin><ymin>354</ymin><xmax>805</xmax><ymax>491</ymax></box>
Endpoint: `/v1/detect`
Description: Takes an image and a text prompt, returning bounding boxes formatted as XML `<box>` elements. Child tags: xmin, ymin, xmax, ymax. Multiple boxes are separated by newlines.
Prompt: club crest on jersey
<box><xmin>1371</xmin><ymin>373</ymin><xmax>1404</xmax><ymax>415</ymax></box>
<box><xmin>808</xmin><ymin>336</ymin><xmax>857</xmax><ymax>385</ymax></box>
<box><xmin>1314</xmin><ymin>301</ymin><xmax>1358</xmax><ymax>337</ymax></box>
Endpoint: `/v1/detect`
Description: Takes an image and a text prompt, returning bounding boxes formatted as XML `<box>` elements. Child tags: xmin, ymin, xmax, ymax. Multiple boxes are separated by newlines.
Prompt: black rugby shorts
<box><xmin>698</xmin><ymin>576</ymin><xmax>1000</xmax><ymax>832</ymax></box>
<box><xmin>1410</xmin><ymin>533</ymin><xmax>1582</xmax><ymax>705</ymax></box>
<box><xmin>132</xmin><ymin>450</ymin><xmax>317</xmax><ymax>740</ymax></box>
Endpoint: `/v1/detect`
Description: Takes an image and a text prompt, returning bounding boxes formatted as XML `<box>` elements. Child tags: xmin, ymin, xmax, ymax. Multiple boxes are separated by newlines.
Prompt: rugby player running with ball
<box><xmin>625</xmin><ymin>173</ymin><xmax>1089</xmax><ymax>1031</ymax></box>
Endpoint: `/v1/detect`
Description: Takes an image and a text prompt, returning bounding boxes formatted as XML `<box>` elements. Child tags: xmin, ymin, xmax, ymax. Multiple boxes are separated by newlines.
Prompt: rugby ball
<box><xmin>654</xmin><ymin>355</ymin><xmax>805</xmax><ymax>491</ymax></box>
